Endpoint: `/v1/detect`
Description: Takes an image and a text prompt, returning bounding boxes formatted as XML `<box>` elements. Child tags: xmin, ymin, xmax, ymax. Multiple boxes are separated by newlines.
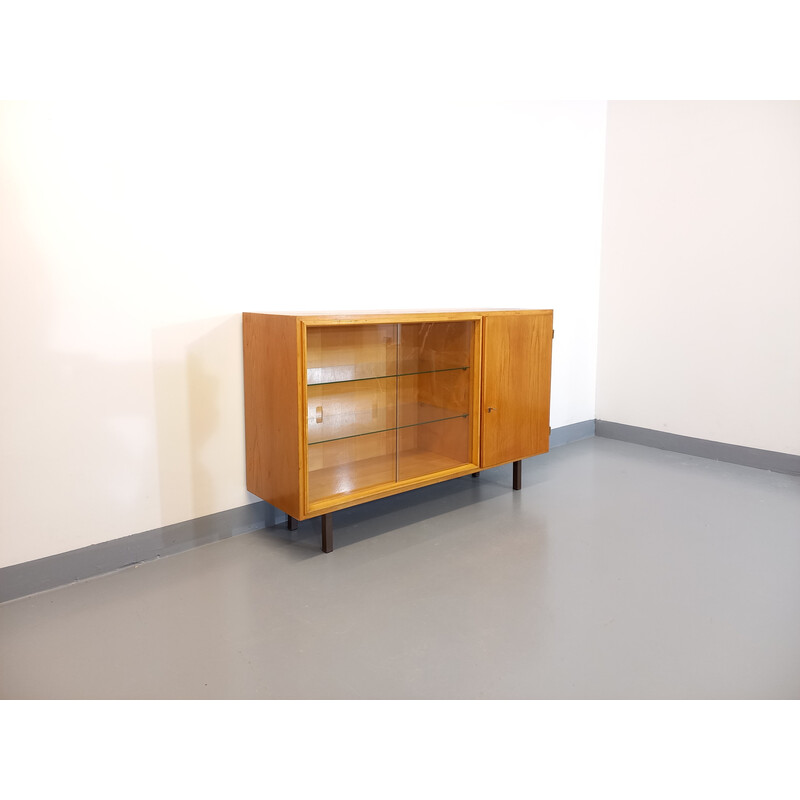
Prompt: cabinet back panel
<box><xmin>405</xmin><ymin>416</ymin><xmax>470</xmax><ymax>471</ymax></box>
<box><xmin>306</xmin><ymin>324</ymin><xmax>397</xmax><ymax>385</ymax></box>
<box><xmin>307</xmin><ymin>378</ymin><xmax>397</xmax><ymax>444</ymax></box>
<box><xmin>400</xmin><ymin>370</ymin><xmax>471</xmax><ymax>423</ymax></box>
<box><xmin>398</xmin><ymin>417</ymin><xmax>471</xmax><ymax>481</ymax></box>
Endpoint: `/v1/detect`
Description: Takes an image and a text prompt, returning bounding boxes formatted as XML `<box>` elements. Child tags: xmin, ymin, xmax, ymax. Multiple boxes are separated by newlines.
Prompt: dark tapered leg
<box><xmin>287</xmin><ymin>515</ymin><xmax>298</xmax><ymax>531</ymax></box>
<box><xmin>513</xmin><ymin>460</ymin><xmax>522</xmax><ymax>490</ymax></box>
<box><xmin>321</xmin><ymin>513</ymin><xmax>333</xmax><ymax>553</ymax></box>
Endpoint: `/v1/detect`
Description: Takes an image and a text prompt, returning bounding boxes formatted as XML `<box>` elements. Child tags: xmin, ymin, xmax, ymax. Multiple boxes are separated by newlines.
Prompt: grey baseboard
<box><xmin>596</xmin><ymin>420</ymin><xmax>800</xmax><ymax>476</ymax></box>
<box><xmin>550</xmin><ymin>419</ymin><xmax>596</xmax><ymax>448</ymax></box>
<box><xmin>5</xmin><ymin>419</ymin><xmax>792</xmax><ymax>605</ymax></box>
<box><xmin>0</xmin><ymin>501</ymin><xmax>282</xmax><ymax>605</ymax></box>
<box><xmin>0</xmin><ymin>421</ymin><xmax>591</xmax><ymax>604</ymax></box>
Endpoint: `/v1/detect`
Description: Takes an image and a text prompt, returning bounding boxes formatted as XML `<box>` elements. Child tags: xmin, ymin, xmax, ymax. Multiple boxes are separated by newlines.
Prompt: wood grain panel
<box><xmin>301</xmin><ymin>312</ymin><xmax>483</xmax><ymax>325</ymax></box>
<box><xmin>243</xmin><ymin>313</ymin><xmax>303</xmax><ymax>518</ymax></box>
<box><xmin>481</xmin><ymin>311</ymin><xmax>553</xmax><ymax>468</ymax></box>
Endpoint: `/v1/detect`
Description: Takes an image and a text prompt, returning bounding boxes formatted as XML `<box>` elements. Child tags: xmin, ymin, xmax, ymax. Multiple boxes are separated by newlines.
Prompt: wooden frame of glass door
<box><xmin>300</xmin><ymin>315</ymin><xmax>482</xmax><ymax>519</ymax></box>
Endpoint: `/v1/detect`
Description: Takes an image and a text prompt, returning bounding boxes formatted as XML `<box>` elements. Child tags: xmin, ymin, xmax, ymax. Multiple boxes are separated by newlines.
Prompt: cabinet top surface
<box><xmin>244</xmin><ymin>309</ymin><xmax>552</xmax><ymax>323</ymax></box>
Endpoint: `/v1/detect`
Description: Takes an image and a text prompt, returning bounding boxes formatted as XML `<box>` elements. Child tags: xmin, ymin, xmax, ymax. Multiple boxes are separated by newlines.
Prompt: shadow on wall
<box><xmin>152</xmin><ymin>314</ymin><xmax>254</xmax><ymax>527</ymax></box>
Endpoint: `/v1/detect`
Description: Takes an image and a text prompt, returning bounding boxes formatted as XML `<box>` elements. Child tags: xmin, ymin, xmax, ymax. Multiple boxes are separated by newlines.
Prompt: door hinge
<box><xmin>552</xmin><ymin>329</ymin><xmax>555</xmax><ymax>339</ymax></box>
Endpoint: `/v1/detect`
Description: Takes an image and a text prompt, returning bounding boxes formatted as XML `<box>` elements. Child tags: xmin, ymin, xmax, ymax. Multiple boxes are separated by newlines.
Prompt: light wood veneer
<box><xmin>243</xmin><ymin>310</ymin><xmax>552</xmax><ymax>551</ymax></box>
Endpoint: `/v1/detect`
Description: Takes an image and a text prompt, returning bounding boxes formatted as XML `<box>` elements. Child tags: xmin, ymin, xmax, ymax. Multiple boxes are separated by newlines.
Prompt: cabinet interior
<box><xmin>305</xmin><ymin>321</ymin><xmax>475</xmax><ymax>506</ymax></box>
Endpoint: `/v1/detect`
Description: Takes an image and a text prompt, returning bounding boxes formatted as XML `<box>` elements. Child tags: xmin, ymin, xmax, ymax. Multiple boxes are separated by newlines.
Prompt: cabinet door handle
<box><xmin>487</xmin><ymin>407</ymin><xmax>495</xmax><ymax>413</ymax></box>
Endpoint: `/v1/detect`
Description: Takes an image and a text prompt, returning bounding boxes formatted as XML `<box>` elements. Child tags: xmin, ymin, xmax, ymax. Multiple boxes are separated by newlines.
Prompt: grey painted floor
<box><xmin>1</xmin><ymin>437</ymin><xmax>799</xmax><ymax>699</ymax></box>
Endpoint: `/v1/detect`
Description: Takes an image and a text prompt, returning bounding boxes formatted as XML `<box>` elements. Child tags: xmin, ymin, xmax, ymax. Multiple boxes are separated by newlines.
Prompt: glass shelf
<box><xmin>308</xmin><ymin>368</ymin><xmax>471</xmax><ymax>445</ymax></box>
<box><xmin>308</xmin><ymin>411</ymin><xmax>469</xmax><ymax>446</ymax></box>
<box><xmin>307</xmin><ymin>365</ymin><xmax>468</xmax><ymax>387</ymax></box>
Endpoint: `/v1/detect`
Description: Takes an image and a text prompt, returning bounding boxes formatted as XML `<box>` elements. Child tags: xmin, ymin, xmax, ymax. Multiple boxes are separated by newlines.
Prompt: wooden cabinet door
<box><xmin>481</xmin><ymin>312</ymin><xmax>552</xmax><ymax>468</ymax></box>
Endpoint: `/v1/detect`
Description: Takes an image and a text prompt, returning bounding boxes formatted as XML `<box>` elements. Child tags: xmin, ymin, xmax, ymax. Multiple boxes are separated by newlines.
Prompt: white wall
<box><xmin>0</xmin><ymin>100</ymin><xmax>606</xmax><ymax>568</ymax></box>
<box><xmin>597</xmin><ymin>101</ymin><xmax>800</xmax><ymax>456</ymax></box>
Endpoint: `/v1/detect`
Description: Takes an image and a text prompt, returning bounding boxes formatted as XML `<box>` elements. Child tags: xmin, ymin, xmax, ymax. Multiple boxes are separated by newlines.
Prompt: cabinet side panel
<box><xmin>243</xmin><ymin>313</ymin><xmax>302</xmax><ymax>518</ymax></box>
<box><xmin>481</xmin><ymin>311</ymin><xmax>553</xmax><ymax>468</ymax></box>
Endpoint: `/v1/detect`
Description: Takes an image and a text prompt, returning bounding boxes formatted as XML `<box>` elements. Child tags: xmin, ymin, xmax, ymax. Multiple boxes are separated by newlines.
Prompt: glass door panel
<box><xmin>397</xmin><ymin>321</ymin><xmax>472</xmax><ymax>375</ymax></box>
<box><xmin>306</xmin><ymin>323</ymin><xmax>399</xmax><ymax>506</ymax></box>
<box><xmin>306</xmin><ymin>319</ymin><xmax>475</xmax><ymax>508</ymax></box>
<box><xmin>396</xmin><ymin>369</ymin><xmax>470</xmax><ymax>429</ymax></box>
<box><xmin>396</xmin><ymin>320</ymin><xmax>473</xmax><ymax>481</ymax></box>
